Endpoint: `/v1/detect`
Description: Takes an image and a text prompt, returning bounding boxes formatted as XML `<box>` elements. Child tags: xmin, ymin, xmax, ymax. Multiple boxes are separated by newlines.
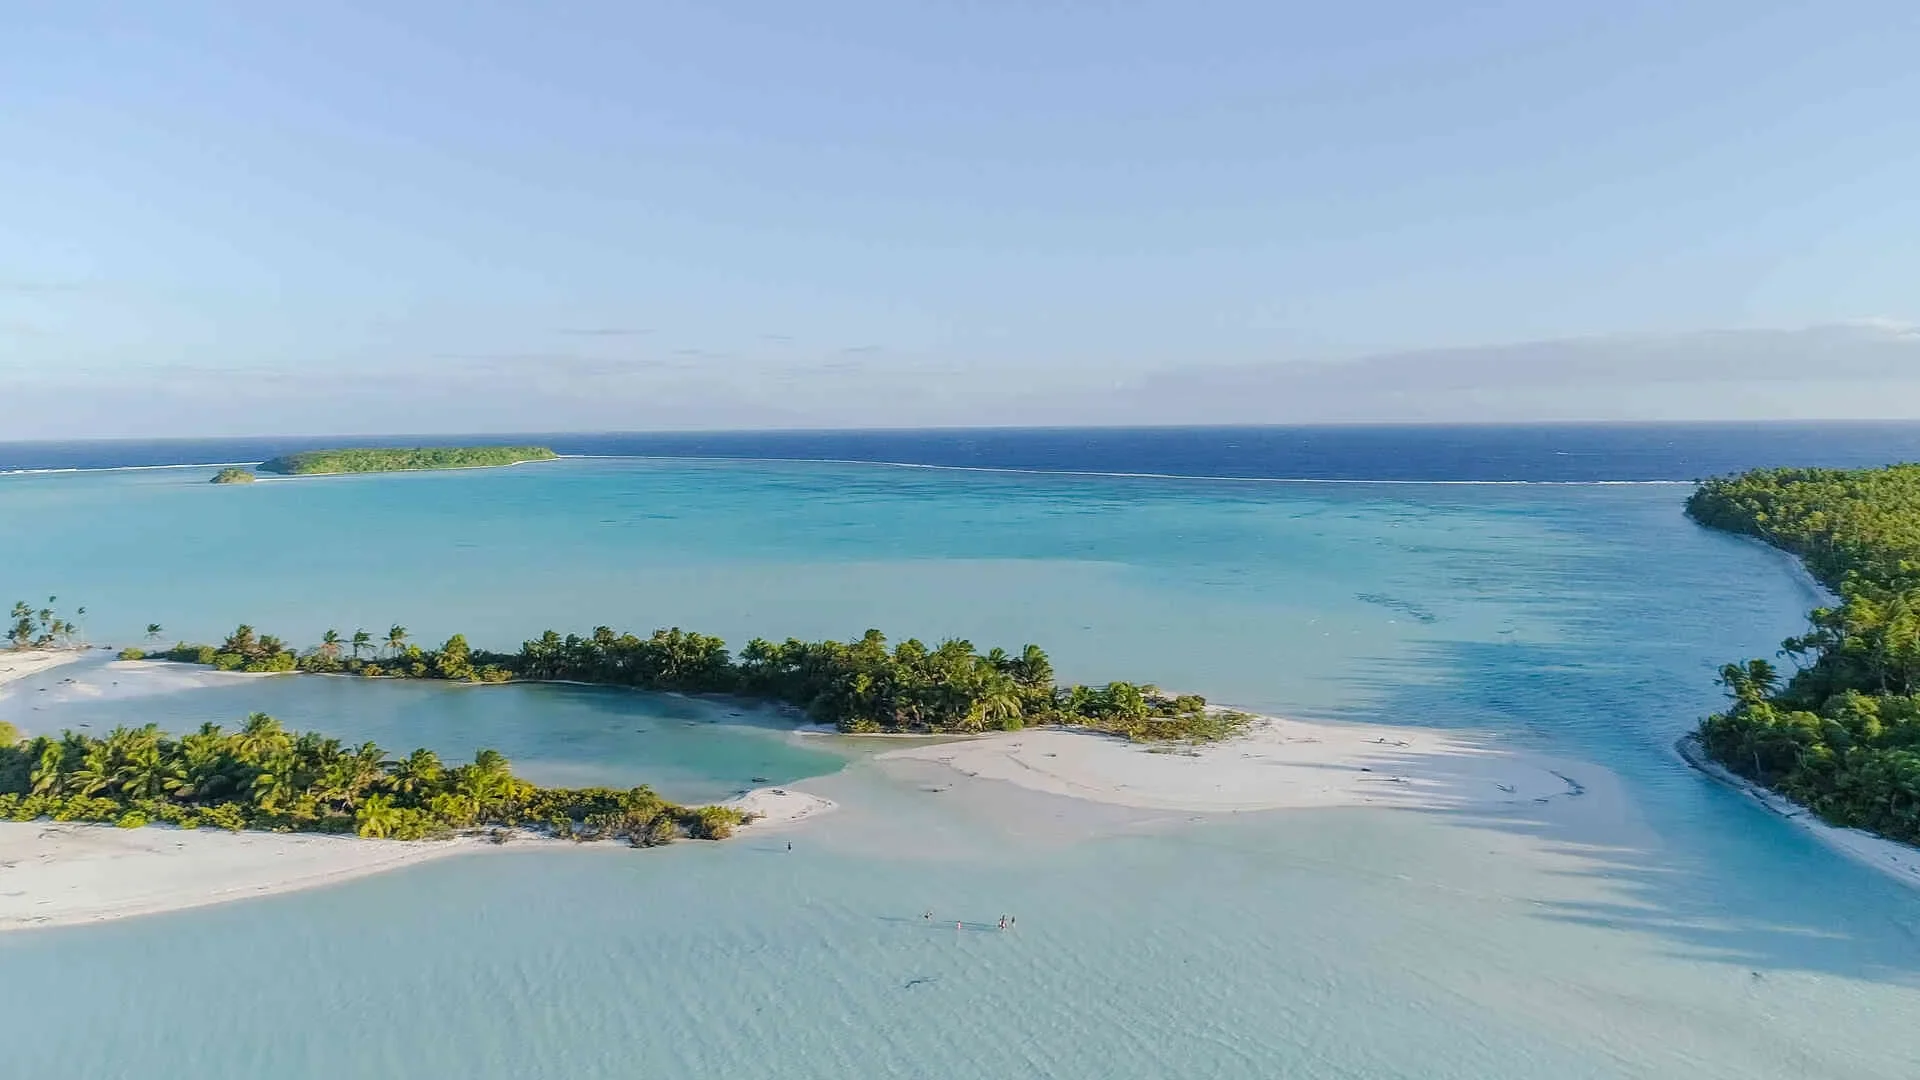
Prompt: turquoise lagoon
<box><xmin>2</xmin><ymin>458</ymin><xmax>1918</xmax><ymax>1079</ymax></box>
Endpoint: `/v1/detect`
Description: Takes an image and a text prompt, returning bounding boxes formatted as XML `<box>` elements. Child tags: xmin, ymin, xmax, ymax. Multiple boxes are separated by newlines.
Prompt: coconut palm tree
<box><xmin>350</xmin><ymin>628</ymin><xmax>372</xmax><ymax>660</ymax></box>
<box><xmin>355</xmin><ymin>794</ymin><xmax>401</xmax><ymax>838</ymax></box>
<box><xmin>969</xmin><ymin>679</ymin><xmax>1024</xmax><ymax>732</ymax></box>
<box><xmin>429</xmin><ymin>790</ymin><xmax>478</xmax><ymax>827</ymax></box>
<box><xmin>222</xmin><ymin>624</ymin><xmax>258</xmax><ymax>657</ymax></box>
<box><xmin>386</xmin><ymin>624</ymin><xmax>409</xmax><ymax>657</ymax></box>
<box><xmin>342</xmin><ymin>742</ymin><xmax>390</xmax><ymax>807</ymax></box>
<box><xmin>389</xmin><ymin>748</ymin><xmax>444</xmax><ymax>798</ymax></box>
<box><xmin>145</xmin><ymin>623</ymin><xmax>164</xmax><ymax>643</ymax></box>
<box><xmin>248</xmin><ymin>754</ymin><xmax>297</xmax><ymax>811</ymax></box>
<box><xmin>172</xmin><ymin>724</ymin><xmax>230</xmax><ymax>800</ymax></box>
<box><xmin>114</xmin><ymin>739</ymin><xmax>168</xmax><ymax>800</ymax></box>
<box><xmin>455</xmin><ymin>754</ymin><xmax>512</xmax><ymax>813</ymax></box>
<box><xmin>8</xmin><ymin>601</ymin><xmax>34</xmax><ymax>647</ymax></box>
<box><xmin>30</xmin><ymin>739</ymin><xmax>66</xmax><ymax>795</ymax></box>
<box><xmin>317</xmin><ymin>629</ymin><xmax>344</xmax><ymax>662</ymax></box>
<box><xmin>233</xmin><ymin>712</ymin><xmax>289</xmax><ymax>762</ymax></box>
<box><xmin>67</xmin><ymin>743</ymin><xmax>112</xmax><ymax>797</ymax></box>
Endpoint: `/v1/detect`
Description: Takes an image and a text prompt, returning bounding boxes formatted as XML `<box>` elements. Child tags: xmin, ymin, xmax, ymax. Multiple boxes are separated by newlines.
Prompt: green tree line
<box><xmin>1687</xmin><ymin>465</ymin><xmax>1920</xmax><ymax>843</ymax></box>
<box><xmin>131</xmin><ymin>622</ymin><xmax>1249</xmax><ymax>742</ymax></box>
<box><xmin>0</xmin><ymin>713</ymin><xmax>743</xmax><ymax>843</ymax></box>
<box><xmin>257</xmin><ymin>445</ymin><xmax>557</xmax><ymax>475</ymax></box>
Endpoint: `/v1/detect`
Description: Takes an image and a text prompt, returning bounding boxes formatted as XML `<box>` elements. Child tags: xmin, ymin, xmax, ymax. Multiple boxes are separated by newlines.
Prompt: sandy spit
<box><xmin>877</xmin><ymin>716</ymin><xmax>1586</xmax><ymax>814</ymax></box>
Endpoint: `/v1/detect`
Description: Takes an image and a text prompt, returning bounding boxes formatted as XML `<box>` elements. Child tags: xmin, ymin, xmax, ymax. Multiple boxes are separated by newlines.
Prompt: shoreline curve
<box><xmin>1675</xmin><ymin>734</ymin><xmax>1920</xmax><ymax>892</ymax></box>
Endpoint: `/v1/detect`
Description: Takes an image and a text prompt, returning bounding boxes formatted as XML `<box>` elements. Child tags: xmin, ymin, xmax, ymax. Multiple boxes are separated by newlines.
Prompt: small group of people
<box><xmin>921</xmin><ymin>911</ymin><xmax>1016</xmax><ymax>930</ymax></box>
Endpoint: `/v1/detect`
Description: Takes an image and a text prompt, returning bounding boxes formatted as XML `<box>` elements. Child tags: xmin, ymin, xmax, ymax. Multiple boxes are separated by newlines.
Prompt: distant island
<box><xmin>210</xmin><ymin>467</ymin><xmax>256</xmax><ymax>484</ymax></box>
<box><xmin>257</xmin><ymin>445</ymin><xmax>559</xmax><ymax>476</ymax></box>
<box><xmin>1686</xmin><ymin>464</ymin><xmax>1920</xmax><ymax>845</ymax></box>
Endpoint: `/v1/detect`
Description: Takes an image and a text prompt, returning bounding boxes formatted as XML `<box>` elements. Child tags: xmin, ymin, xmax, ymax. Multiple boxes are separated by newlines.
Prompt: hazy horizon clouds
<box><xmin>3</xmin><ymin>322</ymin><xmax>1917</xmax><ymax>438</ymax></box>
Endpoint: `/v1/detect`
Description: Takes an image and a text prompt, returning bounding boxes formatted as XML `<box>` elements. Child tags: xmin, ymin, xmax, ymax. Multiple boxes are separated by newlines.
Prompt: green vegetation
<box><xmin>1688</xmin><ymin>465</ymin><xmax>1920</xmax><ymax>843</ymax></box>
<box><xmin>153</xmin><ymin>622</ymin><xmax>1249</xmax><ymax>742</ymax></box>
<box><xmin>0</xmin><ymin>714</ymin><xmax>742</xmax><ymax>842</ymax></box>
<box><xmin>7</xmin><ymin>597</ymin><xmax>83</xmax><ymax>649</ymax></box>
<box><xmin>257</xmin><ymin>446</ymin><xmax>558</xmax><ymax>475</ymax></box>
<box><xmin>210</xmin><ymin>467</ymin><xmax>256</xmax><ymax>484</ymax></box>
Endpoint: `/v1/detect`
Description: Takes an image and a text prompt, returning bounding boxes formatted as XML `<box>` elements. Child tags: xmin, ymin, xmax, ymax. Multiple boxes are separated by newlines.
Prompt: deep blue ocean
<box><xmin>6</xmin><ymin>420</ymin><xmax>1920</xmax><ymax>480</ymax></box>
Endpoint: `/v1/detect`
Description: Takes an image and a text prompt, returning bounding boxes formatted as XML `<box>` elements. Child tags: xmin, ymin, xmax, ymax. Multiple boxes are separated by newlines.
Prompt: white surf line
<box><xmin>0</xmin><ymin>461</ymin><xmax>262</xmax><ymax>476</ymax></box>
<box><xmin>545</xmin><ymin>453</ymin><xmax>1696</xmax><ymax>486</ymax></box>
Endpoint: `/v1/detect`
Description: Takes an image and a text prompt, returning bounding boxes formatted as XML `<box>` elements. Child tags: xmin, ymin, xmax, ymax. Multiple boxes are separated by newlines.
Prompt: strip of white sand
<box><xmin>0</xmin><ymin>648</ymin><xmax>89</xmax><ymax>697</ymax></box>
<box><xmin>0</xmin><ymin>823</ymin><xmax>490</xmax><ymax>932</ymax></box>
<box><xmin>879</xmin><ymin>716</ymin><xmax>1584</xmax><ymax>814</ymax></box>
<box><xmin>1676</xmin><ymin>735</ymin><xmax>1920</xmax><ymax>892</ymax></box>
<box><xmin>0</xmin><ymin>784</ymin><xmax>830</xmax><ymax>933</ymax></box>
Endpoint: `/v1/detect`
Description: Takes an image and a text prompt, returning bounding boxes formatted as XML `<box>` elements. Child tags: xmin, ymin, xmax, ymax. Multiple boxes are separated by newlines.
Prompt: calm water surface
<box><xmin>1</xmin><ymin>453</ymin><xmax>1917</xmax><ymax>1079</ymax></box>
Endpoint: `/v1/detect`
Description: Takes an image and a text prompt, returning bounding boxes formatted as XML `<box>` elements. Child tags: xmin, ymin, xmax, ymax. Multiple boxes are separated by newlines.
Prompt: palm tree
<box><xmin>317</xmin><ymin>629</ymin><xmax>344</xmax><ymax>662</ymax></box>
<box><xmin>969</xmin><ymin>680</ymin><xmax>1024</xmax><ymax>732</ymax></box>
<box><xmin>350</xmin><ymin>628</ymin><xmax>372</xmax><ymax>660</ymax></box>
<box><xmin>248</xmin><ymin>754</ymin><xmax>296</xmax><ymax>811</ymax></box>
<box><xmin>68</xmin><ymin>743</ymin><xmax>112</xmax><ymax>797</ymax></box>
<box><xmin>114</xmin><ymin>740</ymin><xmax>167</xmax><ymax>800</ymax></box>
<box><xmin>222</xmin><ymin>624</ymin><xmax>258</xmax><ymax>657</ymax></box>
<box><xmin>344</xmin><ymin>742</ymin><xmax>391</xmax><ymax>807</ymax></box>
<box><xmin>173</xmin><ymin>723</ymin><xmax>230</xmax><ymax>800</ymax></box>
<box><xmin>429</xmin><ymin>790</ymin><xmax>478</xmax><ymax>827</ymax></box>
<box><xmin>9</xmin><ymin>601</ymin><xmax>34</xmax><ymax>647</ymax></box>
<box><xmin>455</xmin><ymin>752</ymin><xmax>513</xmax><ymax>814</ymax></box>
<box><xmin>30</xmin><ymin>739</ymin><xmax>66</xmax><ymax>795</ymax></box>
<box><xmin>386</xmin><ymin>624</ymin><xmax>409</xmax><ymax>657</ymax></box>
<box><xmin>145</xmin><ymin>623</ymin><xmax>164</xmax><ymax>644</ymax></box>
<box><xmin>355</xmin><ymin>794</ymin><xmax>401</xmax><ymax>838</ymax></box>
<box><xmin>233</xmin><ymin>712</ymin><xmax>289</xmax><ymax>762</ymax></box>
<box><xmin>389</xmin><ymin>748</ymin><xmax>444</xmax><ymax>798</ymax></box>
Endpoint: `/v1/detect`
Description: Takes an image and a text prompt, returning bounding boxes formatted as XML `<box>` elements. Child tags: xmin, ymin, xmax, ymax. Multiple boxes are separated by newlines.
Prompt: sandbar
<box><xmin>878</xmin><ymin>715</ymin><xmax>1585</xmax><ymax>814</ymax></box>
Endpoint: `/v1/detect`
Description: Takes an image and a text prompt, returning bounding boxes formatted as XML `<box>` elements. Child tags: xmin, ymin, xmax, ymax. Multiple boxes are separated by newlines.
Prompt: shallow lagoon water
<box><xmin>3</xmin><ymin>457</ymin><xmax>1919</xmax><ymax>1078</ymax></box>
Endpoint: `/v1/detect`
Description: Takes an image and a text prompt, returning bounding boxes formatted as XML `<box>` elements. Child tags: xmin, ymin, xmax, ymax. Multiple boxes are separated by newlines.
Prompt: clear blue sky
<box><xmin>4</xmin><ymin>1</ymin><xmax>1919</xmax><ymax>435</ymax></box>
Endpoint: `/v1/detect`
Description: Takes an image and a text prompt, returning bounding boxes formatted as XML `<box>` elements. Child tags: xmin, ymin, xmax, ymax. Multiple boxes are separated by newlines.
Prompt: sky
<box><xmin>3</xmin><ymin>1</ymin><xmax>1919</xmax><ymax>437</ymax></box>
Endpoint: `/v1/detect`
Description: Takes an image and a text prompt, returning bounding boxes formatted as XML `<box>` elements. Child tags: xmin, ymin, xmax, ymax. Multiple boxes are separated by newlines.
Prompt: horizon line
<box><xmin>9</xmin><ymin>416</ymin><xmax>1920</xmax><ymax>446</ymax></box>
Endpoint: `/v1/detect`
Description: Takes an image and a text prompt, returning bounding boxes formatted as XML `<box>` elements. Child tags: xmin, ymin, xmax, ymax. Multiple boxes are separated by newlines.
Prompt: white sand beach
<box><xmin>1676</xmin><ymin>735</ymin><xmax>1920</xmax><ymax>892</ymax></box>
<box><xmin>731</xmin><ymin>786</ymin><xmax>837</xmax><ymax>829</ymax></box>
<box><xmin>1</xmin><ymin>649</ymin><xmax>838</xmax><ymax>931</ymax></box>
<box><xmin>0</xmin><ymin>648</ymin><xmax>90</xmax><ymax>698</ymax></box>
<box><xmin>0</xmin><ymin>784</ymin><xmax>830</xmax><ymax>933</ymax></box>
<box><xmin>0</xmin><ymin>824</ymin><xmax>491</xmax><ymax>932</ymax></box>
<box><xmin>878</xmin><ymin>716</ymin><xmax>1586</xmax><ymax>814</ymax></box>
